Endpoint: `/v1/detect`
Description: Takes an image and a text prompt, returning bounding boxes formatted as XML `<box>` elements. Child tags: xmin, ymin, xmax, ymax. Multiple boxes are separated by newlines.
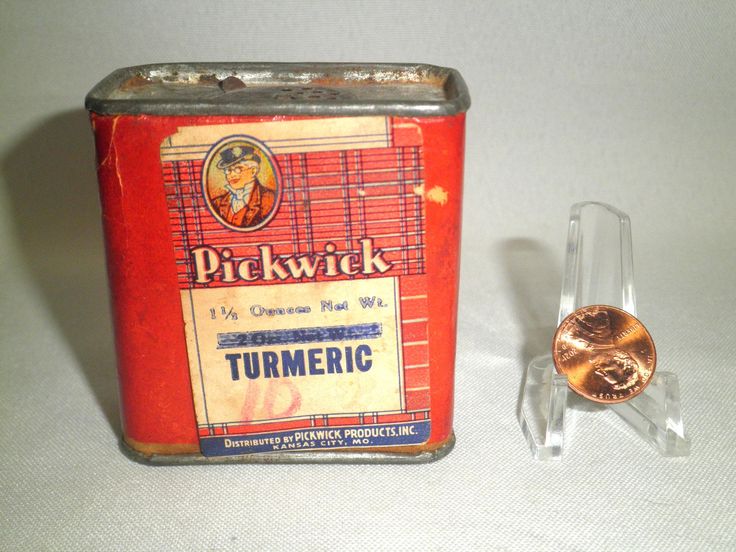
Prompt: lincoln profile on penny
<box><xmin>210</xmin><ymin>145</ymin><xmax>275</xmax><ymax>228</ymax></box>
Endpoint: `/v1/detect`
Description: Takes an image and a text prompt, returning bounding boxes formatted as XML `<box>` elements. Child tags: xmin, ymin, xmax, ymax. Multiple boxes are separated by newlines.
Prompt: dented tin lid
<box><xmin>85</xmin><ymin>62</ymin><xmax>470</xmax><ymax>117</ymax></box>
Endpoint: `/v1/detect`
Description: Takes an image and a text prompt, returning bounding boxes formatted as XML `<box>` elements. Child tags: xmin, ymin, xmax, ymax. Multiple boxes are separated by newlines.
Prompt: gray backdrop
<box><xmin>1</xmin><ymin>1</ymin><xmax>735</xmax><ymax>550</ymax></box>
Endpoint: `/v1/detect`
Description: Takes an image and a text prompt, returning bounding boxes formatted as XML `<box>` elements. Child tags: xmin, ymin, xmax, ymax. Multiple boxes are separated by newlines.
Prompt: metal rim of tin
<box><xmin>85</xmin><ymin>62</ymin><xmax>471</xmax><ymax>117</ymax></box>
<box><xmin>120</xmin><ymin>433</ymin><xmax>456</xmax><ymax>465</ymax></box>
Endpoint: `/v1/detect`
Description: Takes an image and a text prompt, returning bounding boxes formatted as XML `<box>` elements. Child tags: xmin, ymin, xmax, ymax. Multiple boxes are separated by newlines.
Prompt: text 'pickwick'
<box><xmin>191</xmin><ymin>238</ymin><xmax>393</xmax><ymax>284</ymax></box>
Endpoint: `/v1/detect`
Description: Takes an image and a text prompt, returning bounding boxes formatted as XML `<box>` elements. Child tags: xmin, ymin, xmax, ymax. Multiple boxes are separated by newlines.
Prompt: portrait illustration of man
<box><xmin>208</xmin><ymin>145</ymin><xmax>276</xmax><ymax>229</ymax></box>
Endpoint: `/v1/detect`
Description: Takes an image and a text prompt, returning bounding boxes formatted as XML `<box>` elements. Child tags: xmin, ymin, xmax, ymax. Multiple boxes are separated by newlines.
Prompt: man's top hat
<box><xmin>217</xmin><ymin>145</ymin><xmax>262</xmax><ymax>169</ymax></box>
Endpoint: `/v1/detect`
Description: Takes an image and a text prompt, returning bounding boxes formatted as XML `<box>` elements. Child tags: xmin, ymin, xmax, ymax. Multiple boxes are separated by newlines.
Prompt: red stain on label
<box><xmin>240</xmin><ymin>380</ymin><xmax>302</xmax><ymax>421</ymax></box>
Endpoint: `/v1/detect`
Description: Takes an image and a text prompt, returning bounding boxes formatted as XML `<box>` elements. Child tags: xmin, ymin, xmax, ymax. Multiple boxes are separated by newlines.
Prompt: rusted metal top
<box><xmin>85</xmin><ymin>62</ymin><xmax>470</xmax><ymax>117</ymax></box>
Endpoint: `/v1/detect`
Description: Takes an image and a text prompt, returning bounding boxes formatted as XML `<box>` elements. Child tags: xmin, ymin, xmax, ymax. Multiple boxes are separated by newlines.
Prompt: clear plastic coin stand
<box><xmin>518</xmin><ymin>201</ymin><xmax>690</xmax><ymax>460</ymax></box>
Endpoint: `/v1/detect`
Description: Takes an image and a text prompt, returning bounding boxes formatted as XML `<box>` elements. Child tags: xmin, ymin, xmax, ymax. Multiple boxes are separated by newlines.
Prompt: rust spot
<box><xmin>119</xmin><ymin>74</ymin><xmax>153</xmax><ymax>91</ymax></box>
<box><xmin>198</xmin><ymin>73</ymin><xmax>219</xmax><ymax>85</ymax></box>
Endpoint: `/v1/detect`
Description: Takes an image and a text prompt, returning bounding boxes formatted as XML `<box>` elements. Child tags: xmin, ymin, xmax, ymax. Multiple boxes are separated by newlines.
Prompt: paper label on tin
<box><xmin>161</xmin><ymin>116</ymin><xmax>431</xmax><ymax>456</ymax></box>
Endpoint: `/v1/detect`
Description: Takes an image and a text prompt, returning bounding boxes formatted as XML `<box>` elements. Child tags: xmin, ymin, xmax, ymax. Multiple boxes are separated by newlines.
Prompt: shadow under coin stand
<box><xmin>518</xmin><ymin>202</ymin><xmax>690</xmax><ymax>460</ymax></box>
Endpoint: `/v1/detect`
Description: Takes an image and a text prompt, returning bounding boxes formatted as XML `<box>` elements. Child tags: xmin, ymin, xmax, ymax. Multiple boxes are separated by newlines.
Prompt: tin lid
<box><xmin>85</xmin><ymin>63</ymin><xmax>470</xmax><ymax>117</ymax></box>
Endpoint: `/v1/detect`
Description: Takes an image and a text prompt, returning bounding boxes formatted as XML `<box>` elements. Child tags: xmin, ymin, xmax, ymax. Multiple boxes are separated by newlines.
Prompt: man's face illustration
<box><xmin>225</xmin><ymin>160</ymin><xmax>259</xmax><ymax>189</ymax></box>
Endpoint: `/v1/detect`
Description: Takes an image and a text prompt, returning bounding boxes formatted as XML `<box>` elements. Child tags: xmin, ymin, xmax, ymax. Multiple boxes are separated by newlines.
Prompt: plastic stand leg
<box><xmin>518</xmin><ymin>202</ymin><xmax>690</xmax><ymax>459</ymax></box>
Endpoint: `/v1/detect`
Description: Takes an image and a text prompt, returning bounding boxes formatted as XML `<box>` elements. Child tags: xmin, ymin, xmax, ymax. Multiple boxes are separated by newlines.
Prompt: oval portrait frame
<box><xmin>201</xmin><ymin>134</ymin><xmax>282</xmax><ymax>233</ymax></box>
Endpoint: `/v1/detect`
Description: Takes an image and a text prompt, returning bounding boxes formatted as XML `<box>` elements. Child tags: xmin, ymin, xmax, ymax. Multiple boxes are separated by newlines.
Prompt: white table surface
<box><xmin>1</xmin><ymin>2</ymin><xmax>735</xmax><ymax>550</ymax></box>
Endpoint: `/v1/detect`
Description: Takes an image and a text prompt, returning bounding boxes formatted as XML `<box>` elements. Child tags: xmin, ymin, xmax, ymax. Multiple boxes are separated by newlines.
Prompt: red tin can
<box><xmin>86</xmin><ymin>63</ymin><xmax>470</xmax><ymax>463</ymax></box>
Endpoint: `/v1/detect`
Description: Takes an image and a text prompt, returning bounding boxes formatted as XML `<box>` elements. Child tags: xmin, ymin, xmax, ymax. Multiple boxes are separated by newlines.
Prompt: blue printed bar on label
<box><xmin>200</xmin><ymin>421</ymin><xmax>430</xmax><ymax>456</ymax></box>
<box><xmin>217</xmin><ymin>322</ymin><xmax>383</xmax><ymax>349</ymax></box>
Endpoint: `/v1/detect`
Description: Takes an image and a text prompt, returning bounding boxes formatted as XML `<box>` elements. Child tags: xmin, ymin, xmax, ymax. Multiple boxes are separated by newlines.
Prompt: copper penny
<box><xmin>552</xmin><ymin>305</ymin><xmax>656</xmax><ymax>403</ymax></box>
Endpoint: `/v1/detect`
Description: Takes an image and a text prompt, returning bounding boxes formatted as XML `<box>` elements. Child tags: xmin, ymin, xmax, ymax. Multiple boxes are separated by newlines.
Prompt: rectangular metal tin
<box><xmin>87</xmin><ymin>63</ymin><xmax>469</xmax><ymax>464</ymax></box>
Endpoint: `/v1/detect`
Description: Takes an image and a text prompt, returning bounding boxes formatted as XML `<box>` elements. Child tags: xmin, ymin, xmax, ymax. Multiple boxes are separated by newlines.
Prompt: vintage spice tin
<box><xmin>86</xmin><ymin>63</ymin><xmax>470</xmax><ymax>463</ymax></box>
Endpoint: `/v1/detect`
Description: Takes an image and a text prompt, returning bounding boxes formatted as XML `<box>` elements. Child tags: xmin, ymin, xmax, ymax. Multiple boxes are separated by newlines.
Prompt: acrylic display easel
<box><xmin>518</xmin><ymin>202</ymin><xmax>690</xmax><ymax>460</ymax></box>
